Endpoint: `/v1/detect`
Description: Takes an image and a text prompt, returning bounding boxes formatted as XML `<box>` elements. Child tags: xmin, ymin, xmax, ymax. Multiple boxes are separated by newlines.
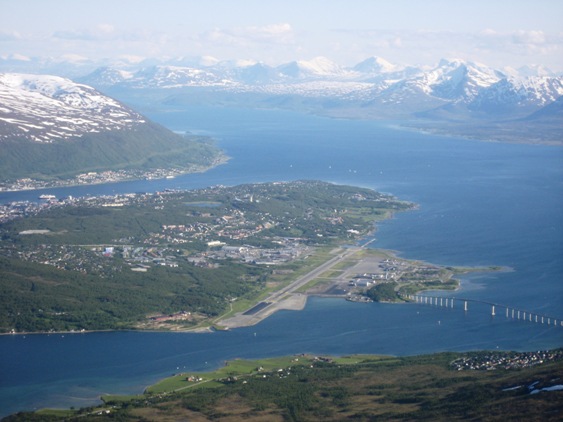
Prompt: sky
<box><xmin>1</xmin><ymin>0</ymin><xmax>562</xmax><ymax>71</ymax></box>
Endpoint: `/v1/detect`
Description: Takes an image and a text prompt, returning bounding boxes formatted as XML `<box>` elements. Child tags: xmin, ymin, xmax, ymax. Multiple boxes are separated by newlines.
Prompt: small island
<box><xmin>0</xmin><ymin>180</ymin><xmax>492</xmax><ymax>334</ymax></box>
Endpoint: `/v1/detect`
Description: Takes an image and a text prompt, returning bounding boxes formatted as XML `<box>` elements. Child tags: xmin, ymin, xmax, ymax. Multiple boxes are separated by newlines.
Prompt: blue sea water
<box><xmin>0</xmin><ymin>107</ymin><xmax>562</xmax><ymax>416</ymax></box>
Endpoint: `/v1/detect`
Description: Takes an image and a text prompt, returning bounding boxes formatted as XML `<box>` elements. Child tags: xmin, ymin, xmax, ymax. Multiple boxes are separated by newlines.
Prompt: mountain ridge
<box><xmin>0</xmin><ymin>73</ymin><xmax>223</xmax><ymax>183</ymax></box>
<box><xmin>77</xmin><ymin>57</ymin><xmax>563</xmax><ymax>125</ymax></box>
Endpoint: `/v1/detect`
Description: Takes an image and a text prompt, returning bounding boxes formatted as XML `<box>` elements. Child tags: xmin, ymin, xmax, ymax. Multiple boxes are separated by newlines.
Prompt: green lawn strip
<box><xmin>295</xmin><ymin>274</ymin><xmax>340</xmax><ymax>293</ymax></box>
<box><xmin>279</xmin><ymin>247</ymin><xmax>337</xmax><ymax>278</ymax></box>
<box><xmin>294</xmin><ymin>251</ymin><xmax>363</xmax><ymax>293</ymax></box>
<box><xmin>332</xmin><ymin>354</ymin><xmax>400</xmax><ymax>365</ymax></box>
<box><xmin>332</xmin><ymin>258</ymin><xmax>360</xmax><ymax>270</ymax></box>
<box><xmin>398</xmin><ymin>280</ymin><xmax>459</xmax><ymax>297</ymax></box>
<box><xmin>101</xmin><ymin>394</ymin><xmax>145</xmax><ymax>404</ymax></box>
<box><xmin>295</xmin><ymin>277</ymin><xmax>331</xmax><ymax>293</ymax></box>
<box><xmin>35</xmin><ymin>409</ymin><xmax>75</xmax><ymax>417</ymax></box>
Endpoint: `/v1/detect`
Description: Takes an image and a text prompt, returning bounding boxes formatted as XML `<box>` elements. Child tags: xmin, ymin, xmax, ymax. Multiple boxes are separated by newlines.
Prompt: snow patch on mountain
<box><xmin>276</xmin><ymin>57</ymin><xmax>349</xmax><ymax>79</ymax></box>
<box><xmin>130</xmin><ymin>65</ymin><xmax>237</xmax><ymax>88</ymax></box>
<box><xmin>472</xmin><ymin>76</ymin><xmax>563</xmax><ymax>111</ymax></box>
<box><xmin>401</xmin><ymin>59</ymin><xmax>504</xmax><ymax>101</ymax></box>
<box><xmin>353</xmin><ymin>56</ymin><xmax>397</xmax><ymax>74</ymax></box>
<box><xmin>0</xmin><ymin>73</ymin><xmax>145</xmax><ymax>143</ymax></box>
<box><xmin>73</xmin><ymin>56</ymin><xmax>563</xmax><ymax>119</ymax></box>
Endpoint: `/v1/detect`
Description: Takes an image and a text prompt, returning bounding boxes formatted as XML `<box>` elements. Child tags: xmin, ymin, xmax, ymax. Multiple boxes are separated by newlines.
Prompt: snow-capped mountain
<box><xmin>275</xmin><ymin>56</ymin><xmax>348</xmax><ymax>79</ymax></box>
<box><xmin>388</xmin><ymin>59</ymin><xmax>505</xmax><ymax>103</ymax></box>
<box><xmin>81</xmin><ymin>65</ymin><xmax>239</xmax><ymax>89</ymax></box>
<box><xmin>517</xmin><ymin>64</ymin><xmax>556</xmax><ymax>78</ymax></box>
<box><xmin>79</xmin><ymin>57</ymin><xmax>562</xmax><ymax>112</ymax></box>
<box><xmin>72</xmin><ymin>57</ymin><xmax>563</xmax><ymax>143</ymax></box>
<box><xmin>0</xmin><ymin>72</ymin><xmax>222</xmax><ymax>182</ymax></box>
<box><xmin>228</xmin><ymin>62</ymin><xmax>278</xmax><ymax>85</ymax></box>
<box><xmin>471</xmin><ymin>76</ymin><xmax>563</xmax><ymax>112</ymax></box>
<box><xmin>129</xmin><ymin>65</ymin><xmax>235</xmax><ymax>88</ymax></box>
<box><xmin>78</xmin><ymin>66</ymin><xmax>134</xmax><ymax>88</ymax></box>
<box><xmin>0</xmin><ymin>73</ymin><xmax>146</xmax><ymax>143</ymax></box>
<box><xmin>353</xmin><ymin>56</ymin><xmax>398</xmax><ymax>75</ymax></box>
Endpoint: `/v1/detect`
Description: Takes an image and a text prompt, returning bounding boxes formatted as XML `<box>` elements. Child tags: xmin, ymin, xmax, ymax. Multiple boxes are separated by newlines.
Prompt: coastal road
<box><xmin>219</xmin><ymin>246</ymin><xmax>361</xmax><ymax>328</ymax></box>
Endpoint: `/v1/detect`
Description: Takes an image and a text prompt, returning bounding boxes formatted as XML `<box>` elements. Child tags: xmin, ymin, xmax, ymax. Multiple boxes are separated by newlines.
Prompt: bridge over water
<box><xmin>406</xmin><ymin>294</ymin><xmax>562</xmax><ymax>328</ymax></box>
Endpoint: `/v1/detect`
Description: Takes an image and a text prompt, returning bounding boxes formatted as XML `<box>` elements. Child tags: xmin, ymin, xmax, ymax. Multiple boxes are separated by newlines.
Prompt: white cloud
<box><xmin>0</xmin><ymin>53</ymin><xmax>30</xmax><ymax>61</ymax></box>
<box><xmin>512</xmin><ymin>30</ymin><xmax>546</xmax><ymax>45</ymax></box>
<box><xmin>476</xmin><ymin>29</ymin><xmax>562</xmax><ymax>58</ymax></box>
<box><xmin>327</xmin><ymin>27</ymin><xmax>563</xmax><ymax>70</ymax></box>
<box><xmin>244</xmin><ymin>23</ymin><xmax>294</xmax><ymax>41</ymax></box>
<box><xmin>58</xmin><ymin>54</ymin><xmax>90</xmax><ymax>63</ymax></box>
<box><xmin>202</xmin><ymin>23</ymin><xmax>295</xmax><ymax>47</ymax></box>
<box><xmin>0</xmin><ymin>30</ymin><xmax>22</xmax><ymax>41</ymax></box>
<box><xmin>53</xmin><ymin>24</ymin><xmax>118</xmax><ymax>41</ymax></box>
<box><xmin>97</xmin><ymin>24</ymin><xmax>115</xmax><ymax>34</ymax></box>
<box><xmin>199</xmin><ymin>55</ymin><xmax>220</xmax><ymax>66</ymax></box>
<box><xmin>117</xmin><ymin>54</ymin><xmax>146</xmax><ymax>64</ymax></box>
<box><xmin>2</xmin><ymin>17</ymin><xmax>562</xmax><ymax>72</ymax></box>
<box><xmin>53</xmin><ymin>29</ymin><xmax>98</xmax><ymax>41</ymax></box>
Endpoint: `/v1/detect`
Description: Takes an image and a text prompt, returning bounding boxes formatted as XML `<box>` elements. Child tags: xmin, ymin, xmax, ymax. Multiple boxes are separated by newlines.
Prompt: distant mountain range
<box><xmin>1</xmin><ymin>55</ymin><xmax>561</xmax><ymax>148</ymax></box>
<box><xmin>77</xmin><ymin>56</ymin><xmax>562</xmax><ymax>109</ymax></box>
<box><xmin>0</xmin><ymin>73</ymin><xmax>222</xmax><ymax>183</ymax></box>
<box><xmin>70</xmin><ymin>56</ymin><xmax>563</xmax><ymax>144</ymax></box>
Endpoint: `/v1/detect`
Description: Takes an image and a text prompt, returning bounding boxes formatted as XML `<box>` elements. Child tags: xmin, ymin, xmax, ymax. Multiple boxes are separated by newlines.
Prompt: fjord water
<box><xmin>1</xmin><ymin>107</ymin><xmax>562</xmax><ymax>415</ymax></box>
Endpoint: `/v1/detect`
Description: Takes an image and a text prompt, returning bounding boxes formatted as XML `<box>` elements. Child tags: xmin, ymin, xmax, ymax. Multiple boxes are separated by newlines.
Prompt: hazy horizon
<box><xmin>1</xmin><ymin>0</ymin><xmax>562</xmax><ymax>72</ymax></box>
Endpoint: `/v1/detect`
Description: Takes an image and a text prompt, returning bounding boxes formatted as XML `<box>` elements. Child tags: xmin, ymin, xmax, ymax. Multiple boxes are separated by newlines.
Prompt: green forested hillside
<box><xmin>0</xmin><ymin>121</ymin><xmax>221</xmax><ymax>181</ymax></box>
<box><xmin>0</xmin><ymin>255</ymin><xmax>263</xmax><ymax>332</ymax></box>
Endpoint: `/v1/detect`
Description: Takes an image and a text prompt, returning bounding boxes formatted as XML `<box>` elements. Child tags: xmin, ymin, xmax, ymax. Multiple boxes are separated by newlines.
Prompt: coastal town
<box><xmin>0</xmin><ymin>160</ymin><xmax>226</xmax><ymax>193</ymax></box>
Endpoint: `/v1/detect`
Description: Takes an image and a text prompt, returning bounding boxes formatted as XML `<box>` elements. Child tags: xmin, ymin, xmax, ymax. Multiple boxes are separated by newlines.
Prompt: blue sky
<box><xmin>1</xmin><ymin>0</ymin><xmax>562</xmax><ymax>70</ymax></box>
